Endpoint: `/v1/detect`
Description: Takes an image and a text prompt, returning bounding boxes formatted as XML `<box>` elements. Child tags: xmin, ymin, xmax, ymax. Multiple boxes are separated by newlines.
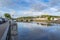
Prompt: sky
<box><xmin>0</xmin><ymin>0</ymin><xmax>60</xmax><ymax>18</ymax></box>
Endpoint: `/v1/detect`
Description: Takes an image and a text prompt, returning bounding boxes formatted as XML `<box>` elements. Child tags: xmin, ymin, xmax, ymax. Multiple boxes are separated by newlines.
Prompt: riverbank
<box><xmin>17</xmin><ymin>19</ymin><xmax>60</xmax><ymax>24</ymax></box>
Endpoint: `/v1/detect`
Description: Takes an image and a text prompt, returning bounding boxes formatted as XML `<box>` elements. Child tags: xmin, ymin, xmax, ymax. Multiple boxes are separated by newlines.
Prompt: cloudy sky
<box><xmin>0</xmin><ymin>0</ymin><xmax>60</xmax><ymax>17</ymax></box>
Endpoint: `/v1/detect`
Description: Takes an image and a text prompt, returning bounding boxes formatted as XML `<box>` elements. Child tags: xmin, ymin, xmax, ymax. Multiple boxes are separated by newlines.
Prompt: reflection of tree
<box><xmin>39</xmin><ymin>23</ymin><xmax>52</xmax><ymax>26</ymax></box>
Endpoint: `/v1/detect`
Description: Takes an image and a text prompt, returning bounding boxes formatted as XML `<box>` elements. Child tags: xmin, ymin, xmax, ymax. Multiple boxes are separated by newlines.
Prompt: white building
<box><xmin>54</xmin><ymin>18</ymin><xmax>60</xmax><ymax>20</ymax></box>
<box><xmin>33</xmin><ymin>17</ymin><xmax>48</xmax><ymax>20</ymax></box>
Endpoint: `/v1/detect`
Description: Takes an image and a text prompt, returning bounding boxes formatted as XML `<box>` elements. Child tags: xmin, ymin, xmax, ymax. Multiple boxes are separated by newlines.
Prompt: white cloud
<box><xmin>50</xmin><ymin>7</ymin><xmax>58</xmax><ymax>12</ymax></box>
<box><xmin>0</xmin><ymin>0</ymin><xmax>60</xmax><ymax>17</ymax></box>
<box><xmin>31</xmin><ymin>1</ymin><xmax>49</xmax><ymax>11</ymax></box>
<box><xmin>48</xmin><ymin>0</ymin><xmax>60</xmax><ymax>6</ymax></box>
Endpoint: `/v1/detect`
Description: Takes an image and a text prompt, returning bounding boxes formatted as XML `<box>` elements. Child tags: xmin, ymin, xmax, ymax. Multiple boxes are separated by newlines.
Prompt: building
<box><xmin>54</xmin><ymin>18</ymin><xmax>60</xmax><ymax>20</ymax></box>
<box><xmin>33</xmin><ymin>17</ymin><xmax>48</xmax><ymax>21</ymax></box>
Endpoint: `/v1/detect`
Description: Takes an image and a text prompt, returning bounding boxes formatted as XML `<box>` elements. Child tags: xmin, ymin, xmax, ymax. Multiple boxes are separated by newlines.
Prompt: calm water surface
<box><xmin>17</xmin><ymin>22</ymin><xmax>60</xmax><ymax>40</ymax></box>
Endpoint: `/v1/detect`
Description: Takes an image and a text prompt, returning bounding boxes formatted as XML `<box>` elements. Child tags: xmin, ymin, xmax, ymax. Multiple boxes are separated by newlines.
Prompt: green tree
<box><xmin>4</xmin><ymin>13</ymin><xmax>11</xmax><ymax>19</ymax></box>
<box><xmin>48</xmin><ymin>16</ymin><xmax>51</xmax><ymax>21</ymax></box>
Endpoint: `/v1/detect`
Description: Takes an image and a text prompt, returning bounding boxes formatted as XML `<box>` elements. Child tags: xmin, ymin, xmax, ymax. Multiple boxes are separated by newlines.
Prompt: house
<box><xmin>33</xmin><ymin>17</ymin><xmax>48</xmax><ymax>21</ymax></box>
<box><xmin>54</xmin><ymin>18</ymin><xmax>60</xmax><ymax>20</ymax></box>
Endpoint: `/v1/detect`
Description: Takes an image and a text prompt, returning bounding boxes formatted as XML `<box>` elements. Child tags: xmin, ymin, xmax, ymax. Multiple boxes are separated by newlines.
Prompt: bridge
<box><xmin>16</xmin><ymin>18</ymin><xmax>33</xmax><ymax>22</ymax></box>
<box><xmin>0</xmin><ymin>20</ymin><xmax>17</xmax><ymax>40</ymax></box>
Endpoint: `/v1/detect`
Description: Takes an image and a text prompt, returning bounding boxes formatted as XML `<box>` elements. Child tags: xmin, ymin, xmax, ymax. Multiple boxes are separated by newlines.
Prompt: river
<box><xmin>17</xmin><ymin>22</ymin><xmax>60</xmax><ymax>40</ymax></box>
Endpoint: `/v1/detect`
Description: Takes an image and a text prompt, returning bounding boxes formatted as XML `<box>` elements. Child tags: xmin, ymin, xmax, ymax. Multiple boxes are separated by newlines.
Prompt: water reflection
<box><xmin>17</xmin><ymin>22</ymin><xmax>60</xmax><ymax>40</ymax></box>
<box><xmin>37</xmin><ymin>22</ymin><xmax>53</xmax><ymax>26</ymax></box>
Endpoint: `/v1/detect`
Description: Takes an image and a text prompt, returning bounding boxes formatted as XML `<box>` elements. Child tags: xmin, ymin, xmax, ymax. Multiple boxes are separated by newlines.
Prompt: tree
<box><xmin>48</xmin><ymin>16</ymin><xmax>51</xmax><ymax>21</ymax></box>
<box><xmin>4</xmin><ymin>13</ymin><xmax>11</xmax><ymax>19</ymax></box>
